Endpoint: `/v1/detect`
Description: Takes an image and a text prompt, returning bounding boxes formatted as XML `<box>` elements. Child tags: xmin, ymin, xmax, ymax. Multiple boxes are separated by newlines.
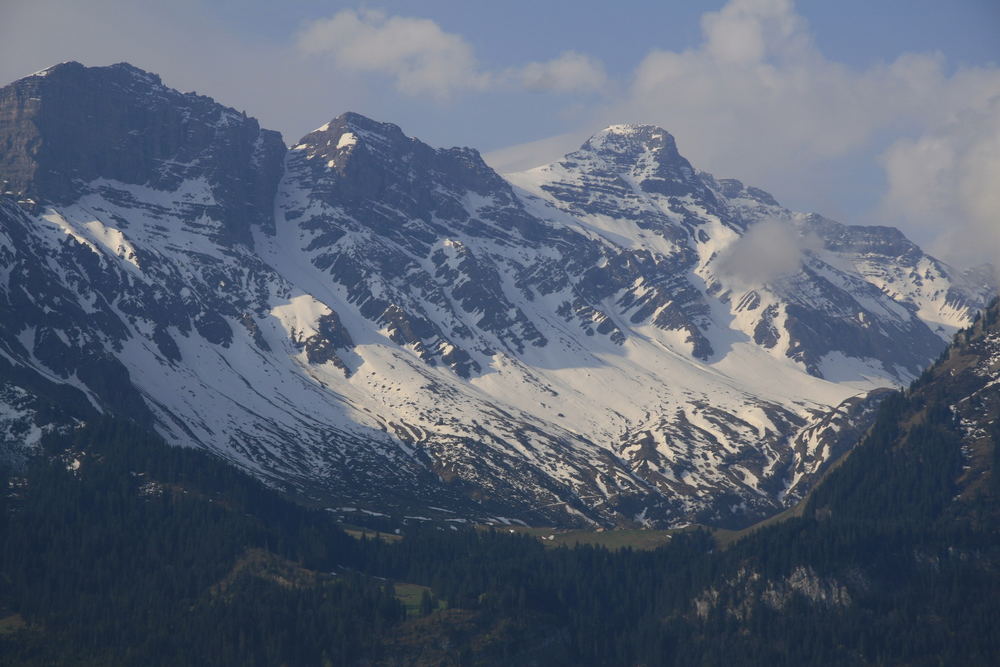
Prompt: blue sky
<box><xmin>2</xmin><ymin>0</ymin><xmax>999</xmax><ymax>263</ymax></box>
<box><xmin>196</xmin><ymin>1</ymin><xmax>1000</xmax><ymax>76</ymax></box>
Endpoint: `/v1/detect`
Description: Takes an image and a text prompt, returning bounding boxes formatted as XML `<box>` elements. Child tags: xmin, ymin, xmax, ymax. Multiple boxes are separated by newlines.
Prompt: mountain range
<box><xmin>0</xmin><ymin>61</ymin><xmax>993</xmax><ymax>528</ymax></box>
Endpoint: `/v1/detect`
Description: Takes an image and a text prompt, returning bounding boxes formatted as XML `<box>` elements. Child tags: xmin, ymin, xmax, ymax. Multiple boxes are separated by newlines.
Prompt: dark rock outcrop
<box><xmin>0</xmin><ymin>61</ymin><xmax>285</xmax><ymax>245</ymax></box>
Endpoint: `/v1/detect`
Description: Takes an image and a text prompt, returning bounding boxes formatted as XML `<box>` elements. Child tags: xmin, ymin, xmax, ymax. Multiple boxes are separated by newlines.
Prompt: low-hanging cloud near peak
<box><xmin>714</xmin><ymin>218</ymin><xmax>819</xmax><ymax>286</ymax></box>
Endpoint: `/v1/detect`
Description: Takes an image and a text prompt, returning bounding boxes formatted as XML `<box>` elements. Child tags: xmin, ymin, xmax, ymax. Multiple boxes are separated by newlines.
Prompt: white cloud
<box><xmin>623</xmin><ymin>6</ymin><xmax>880</xmax><ymax>171</ymax></box>
<box><xmin>715</xmin><ymin>218</ymin><xmax>815</xmax><ymax>284</ymax></box>
<box><xmin>297</xmin><ymin>11</ymin><xmax>610</xmax><ymax>101</ymax></box>
<box><xmin>519</xmin><ymin>51</ymin><xmax>607</xmax><ymax>94</ymax></box>
<box><xmin>701</xmin><ymin>0</ymin><xmax>807</xmax><ymax>65</ymax></box>
<box><xmin>296</xmin><ymin>9</ymin><xmax>490</xmax><ymax>100</ymax></box>
<box><xmin>881</xmin><ymin>98</ymin><xmax>1000</xmax><ymax>267</ymax></box>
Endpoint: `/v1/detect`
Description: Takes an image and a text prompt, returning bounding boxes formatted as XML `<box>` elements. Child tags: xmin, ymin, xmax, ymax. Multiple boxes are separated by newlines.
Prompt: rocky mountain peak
<box><xmin>320</xmin><ymin>111</ymin><xmax>407</xmax><ymax>143</ymax></box>
<box><xmin>0</xmin><ymin>61</ymin><xmax>285</xmax><ymax>245</ymax></box>
<box><xmin>291</xmin><ymin>112</ymin><xmax>411</xmax><ymax>178</ymax></box>
<box><xmin>561</xmin><ymin>123</ymin><xmax>706</xmax><ymax>199</ymax></box>
<box><xmin>582</xmin><ymin>123</ymin><xmax>681</xmax><ymax>159</ymax></box>
<box><xmin>286</xmin><ymin>110</ymin><xmax>524</xmax><ymax>221</ymax></box>
<box><xmin>293</xmin><ymin>111</ymin><xmax>489</xmax><ymax>176</ymax></box>
<box><xmin>29</xmin><ymin>60</ymin><xmax>166</xmax><ymax>90</ymax></box>
<box><xmin>294</xmin><ymin>112</ymin><xmax>409</xmax><ymax>162</ymax></box>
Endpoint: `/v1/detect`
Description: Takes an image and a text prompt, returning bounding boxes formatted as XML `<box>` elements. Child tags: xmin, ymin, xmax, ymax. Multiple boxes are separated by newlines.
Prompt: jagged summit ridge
<box><xmin>293</xmin><ymin>110</ymin><xmax>494</xmax><ymax>190</ymax></box>
<box><xmin>0</xmin><ymin>62</ymin><xmax>994</xmax><ymax>529</ymax></box>
<box><xmin>27</xmin><ymin>60</ymin><xmax>164</xmax><ymax>86</ymax></box>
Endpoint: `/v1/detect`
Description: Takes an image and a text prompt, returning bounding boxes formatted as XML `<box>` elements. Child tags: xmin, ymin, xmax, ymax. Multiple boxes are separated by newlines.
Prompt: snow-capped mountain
<box><xmin>0</xmin><ymin>63</ymin><xmax>992</xmax><ymax>527</ymax></box>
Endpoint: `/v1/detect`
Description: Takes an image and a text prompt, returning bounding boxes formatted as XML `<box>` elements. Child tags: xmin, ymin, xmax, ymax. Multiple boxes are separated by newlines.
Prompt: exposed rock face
<box><xmin>0</xmin><ymin>61</ymin><xmax>285</xmax><ymax>244</ymax></box>
<box><xmin>0</xmin><ymin>63</ymin><xmax>993</xmax><ymax>527</ymax></box>
<box><xmin>693</xmin><ymin>565</ymin><xmax>857</xmax><ymax>622</ymax></box>
<box><xmin>279</xmin><ymin>112</ymin><xmax>559</xmax><ymax>377</ymax></box>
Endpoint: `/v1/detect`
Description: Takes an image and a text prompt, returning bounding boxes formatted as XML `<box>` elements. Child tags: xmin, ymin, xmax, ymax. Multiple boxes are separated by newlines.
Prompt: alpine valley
<box><xmin>0</xmin><ymin>62</ymin><xmax>993</xmax><ymax>529</ymax></box>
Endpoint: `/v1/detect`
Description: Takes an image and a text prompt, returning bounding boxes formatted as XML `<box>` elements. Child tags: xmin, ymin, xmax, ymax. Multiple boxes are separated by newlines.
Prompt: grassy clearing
<box><xmin>342</xmin><ymin>526</ymin><xmax>403</xmax><ymax>543</ymax></box>
<box><xmin>491</xmin><ymin>514</ymin><xmax>818</xmax><ymax>552</ymax></box>
<box><xmin>393</xmin><ymin>583</ymin><xmax>446</xmax><ymax>617</ymax></box>
<box><xmin>496</xmin><ymin>525</ymin><xmax>677</xmax><ymax>551</ymax></box>
<box><xmin>711</xmin><ymin>505</ymin><xmax>803</xmax><ymax>548</ymax></box>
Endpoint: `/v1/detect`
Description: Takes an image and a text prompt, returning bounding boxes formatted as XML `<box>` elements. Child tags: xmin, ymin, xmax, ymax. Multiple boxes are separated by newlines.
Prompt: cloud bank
<box><xmin>881</xmin><ymin>96</ymin><xmax>1000</xmax><ymax>266</ymax></box>
<box><xmin>619</xmin><ymin>0</ymin><xmax>1000</xmax><ymax>168</ymax></box>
